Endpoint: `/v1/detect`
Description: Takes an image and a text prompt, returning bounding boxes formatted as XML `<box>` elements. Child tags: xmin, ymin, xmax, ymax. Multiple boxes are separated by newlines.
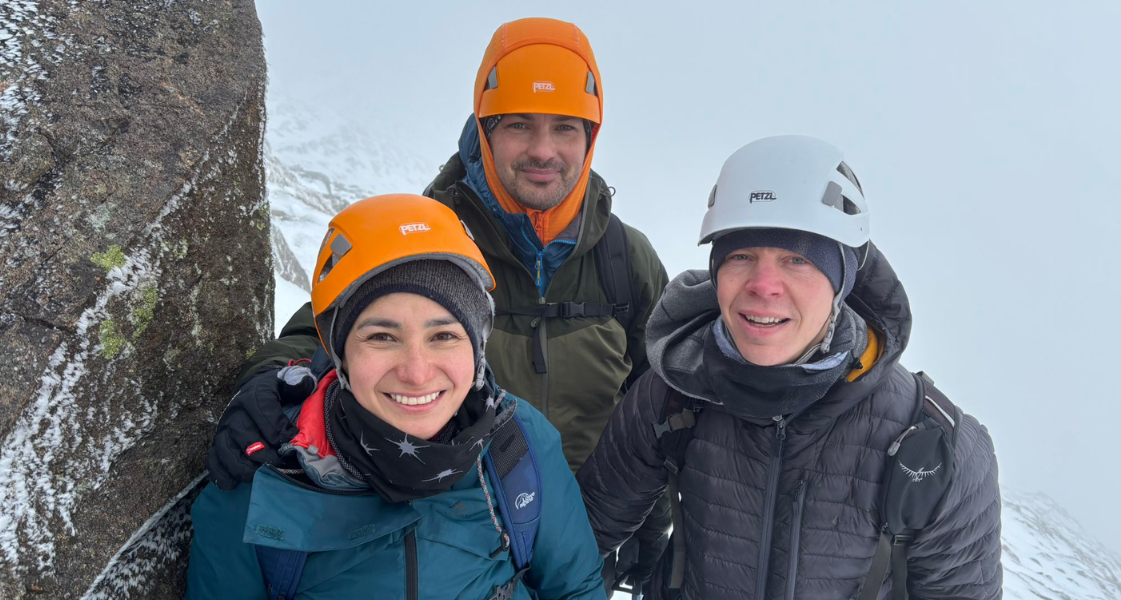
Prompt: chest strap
<box><xmin>498</xmin><ymin>302</ymin><xmax>623</xmax><ymax>374</ymax></box>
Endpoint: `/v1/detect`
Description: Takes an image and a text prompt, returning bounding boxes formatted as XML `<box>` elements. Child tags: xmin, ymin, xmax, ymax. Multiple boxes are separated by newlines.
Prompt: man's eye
<box><xmin>789</xmin><ymin>257</ymin><xmax>808</xmax><ymax>265</ymax></box>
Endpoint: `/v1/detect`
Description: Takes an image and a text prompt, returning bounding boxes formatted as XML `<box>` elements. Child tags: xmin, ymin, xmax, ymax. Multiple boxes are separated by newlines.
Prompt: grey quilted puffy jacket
<box><xmin>577</xmin><ymin>245</ymin><xmax>1002</xmax><ymax>600</ymax></box>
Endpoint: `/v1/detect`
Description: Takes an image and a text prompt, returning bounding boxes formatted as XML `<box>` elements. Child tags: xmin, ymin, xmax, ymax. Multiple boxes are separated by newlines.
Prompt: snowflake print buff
<box><xmin>323</xmin><ymin>374</ymin><xmax>501</xmax><ymax>503</ymax></box>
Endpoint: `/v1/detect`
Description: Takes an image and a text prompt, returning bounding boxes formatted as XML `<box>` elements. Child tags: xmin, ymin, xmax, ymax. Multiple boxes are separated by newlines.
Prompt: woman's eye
<box><xmin>432</xmin><ymin>331</ymin><xmax>462</xmax><ymax>342</ymax></box>
<box><xmin>364</xmin><ymin>332</ymin><xmax>395</xmax><ymax>342</ymax></box>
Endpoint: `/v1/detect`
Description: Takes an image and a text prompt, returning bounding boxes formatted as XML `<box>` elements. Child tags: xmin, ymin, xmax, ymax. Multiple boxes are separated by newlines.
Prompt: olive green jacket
<box><xmin>241</xmin><ymin>155</ymin><xmax>667</xmax><ymax>472</ymax></box>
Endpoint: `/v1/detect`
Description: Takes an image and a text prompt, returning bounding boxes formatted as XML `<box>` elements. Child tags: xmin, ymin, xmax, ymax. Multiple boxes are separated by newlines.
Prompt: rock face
<box><xmin>0</xmin><ymin>1</ymin><xmax>270</xmax><ymax>598</ymax></box>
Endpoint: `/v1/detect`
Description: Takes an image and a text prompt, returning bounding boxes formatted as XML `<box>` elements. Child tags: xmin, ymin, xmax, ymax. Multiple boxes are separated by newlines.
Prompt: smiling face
<box><xmin>487</xmin><ymin>113</ymin><xmax>588</xmax><ymax>211</ymax></box>
<box><xmin>341</xmin><ymin>293</ymin><xmax>476</xmax><ymax>440</ymax></box>
<box><xmin>715</xmin><ymin>246</ymin><xmax>836</xmax><ymax>366</ymax></box>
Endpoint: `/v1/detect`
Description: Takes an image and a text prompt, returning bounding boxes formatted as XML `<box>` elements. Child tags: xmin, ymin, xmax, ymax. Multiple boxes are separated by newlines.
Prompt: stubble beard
<box><xmin>498</xmin><ymin>159</ymin><xmax>581</xmax><ymax>212</ymax></box>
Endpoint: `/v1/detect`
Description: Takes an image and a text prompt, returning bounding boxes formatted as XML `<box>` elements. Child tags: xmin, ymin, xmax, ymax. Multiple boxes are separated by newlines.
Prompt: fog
<box><xmin>258</xmin><ymin>0</ymin><xmax>1121</xmax><ymax>553</ymax></box>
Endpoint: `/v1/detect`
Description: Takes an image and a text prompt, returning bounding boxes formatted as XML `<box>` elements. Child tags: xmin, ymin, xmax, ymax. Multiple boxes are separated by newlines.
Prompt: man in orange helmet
<box><xmin>206</xmin><ymin>17</ymin><xmax>671</xmax><ymax>595</ymax></box>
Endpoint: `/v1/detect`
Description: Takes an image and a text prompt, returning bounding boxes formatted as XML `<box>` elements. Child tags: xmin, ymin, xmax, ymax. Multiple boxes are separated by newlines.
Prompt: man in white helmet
<box><xmin>578</xmin><ymin>136</ymin><xmax>1002</xmax><ymax>599</ymax></box>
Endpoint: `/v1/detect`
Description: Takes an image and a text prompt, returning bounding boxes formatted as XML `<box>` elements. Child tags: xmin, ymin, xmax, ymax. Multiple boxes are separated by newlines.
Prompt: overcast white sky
<box><xmin>258</xmin><ymin>0</ymin><xmax>1121</xmax><ymax>553</ymax></box>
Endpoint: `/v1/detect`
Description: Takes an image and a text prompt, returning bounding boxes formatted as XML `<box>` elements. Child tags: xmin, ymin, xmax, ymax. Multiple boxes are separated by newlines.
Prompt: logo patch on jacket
<box><xmin>899</xmin><ymin>461</ymin><xmax>942</xmax><ymax>483</ymax></box>
<box><xmin>515</xmin><ymin>492</ymin><xmax>536</xmax><ymax>509</ymax></box>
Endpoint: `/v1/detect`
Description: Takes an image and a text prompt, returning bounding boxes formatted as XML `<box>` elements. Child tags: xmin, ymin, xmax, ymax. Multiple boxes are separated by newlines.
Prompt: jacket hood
<box><xmin>647</xmin><ymin>242</ymin><xmax>912</xmax><ymax>428</ymax></box>
<box><xmin>472</xmin><ymin>18</ymin><xmax>604</xmax><ymax>245</ymax></box>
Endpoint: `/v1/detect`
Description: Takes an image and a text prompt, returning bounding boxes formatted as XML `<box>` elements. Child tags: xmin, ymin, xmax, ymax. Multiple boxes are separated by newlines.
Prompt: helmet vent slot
<box><xmin>317</xmin><ymin>255</ymin><xmax>335</xmax><ymax>283</ymax></box>
<box><xmin>318</xmin><ymin>233</ymin><xmax>352</xmax><ymax>283</ymax></box>
<box><xmin>842</xmin><ymin>196</ymin><xmax>862</xmax><ymax>215</ymax></box>
<box><xmin>486</xmin><ymin>67</ymin><xmax>499</xmax><ymax>90</ymax></box>
<box><xmin>836</xmin><ymin>161</ymin><xmax>864</xmax><ymax>195</ymax></box>
<box><xmin>586</xmin><ymin>71</ymin><xmax>597</xmax><ymax>96</ymax></box>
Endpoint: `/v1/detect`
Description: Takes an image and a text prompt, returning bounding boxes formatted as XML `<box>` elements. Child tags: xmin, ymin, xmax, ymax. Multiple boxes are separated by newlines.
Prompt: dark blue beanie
<box><xmin>710</xmin><ymin>228</ymin><xmax>858</xmax><ymax>299</ymax></box>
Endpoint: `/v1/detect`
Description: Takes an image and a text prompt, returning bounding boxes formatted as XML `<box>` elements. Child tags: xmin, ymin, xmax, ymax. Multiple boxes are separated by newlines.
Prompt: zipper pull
<box><xmin>773</xmin><ymin>415</ymin><xmax>787</xmax><ymax>442</ymax></box>
<box><xmin>887</xmin><ymin>425</ymin><xmax>918</xmax><ymax>456</ymax></box>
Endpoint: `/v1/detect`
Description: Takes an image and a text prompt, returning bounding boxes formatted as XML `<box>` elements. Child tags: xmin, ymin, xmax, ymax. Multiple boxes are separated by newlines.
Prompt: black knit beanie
<box><xmin>332</xmin><ymin>260</ymin><xmax>493</xmax><ymax>370</ymax></box>
<box><xmin>710</xmin><ymin>228</ymin><xmax>858</xmax><ymax>299</ymax></box>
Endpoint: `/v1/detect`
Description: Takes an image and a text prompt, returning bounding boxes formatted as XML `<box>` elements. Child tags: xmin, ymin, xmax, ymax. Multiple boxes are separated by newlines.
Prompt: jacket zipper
<box><xmin>405</xmin><ymin>529</ymin><xmax>418</xmax><ymax>600</ymax></box>
<box><xmin>786</xmin><ymin>478</ymin><xmax>807</xmax><ymax>600</ymax></box>
<box><xmin>755</xmin><ymin>416</ymin><xmax>788</xmax><ymax>599</ymax></box>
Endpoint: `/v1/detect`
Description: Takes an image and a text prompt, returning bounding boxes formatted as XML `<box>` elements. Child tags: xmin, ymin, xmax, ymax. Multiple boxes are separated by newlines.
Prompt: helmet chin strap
<box><xmin>474</xmin><ymin>353</ymin><xmax>488</xmax><ymax>390</ymax></box>
<box><xmin>818</xmin><ymin>241</ymin><xmax>850</xmax><ymax>355</ymax></box>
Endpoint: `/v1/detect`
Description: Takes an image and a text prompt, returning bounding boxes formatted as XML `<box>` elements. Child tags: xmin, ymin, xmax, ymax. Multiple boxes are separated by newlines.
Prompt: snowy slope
<box><xmin>1002</xmin><ymin>491</ymin><xmax>1121</xmax><ymax>599</ymax></box>
<box><xmin>263</xmin><ymin>100</ymin><xmax>1121</xmax><ymax>600</ymax></box>
<box><xmin>265</xmin><ymin>95</ymin><xmax>438</xmax><ymax>329</ymax></box>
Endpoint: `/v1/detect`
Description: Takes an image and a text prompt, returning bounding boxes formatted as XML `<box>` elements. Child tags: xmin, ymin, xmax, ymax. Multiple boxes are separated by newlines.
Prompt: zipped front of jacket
<box><xmin>786</xmin><ymin>477</ymin><xmax>807</xmax><ymax>600</ymax></box>
<box><xmin>405</xmin><ymin>529</ymin><xmax>418</xmax><ymax>600</ymax></box>
<box><xmin>755</xmin><ymin>416</ymin><xmax>788</xmax><ymax>599</ymax></box>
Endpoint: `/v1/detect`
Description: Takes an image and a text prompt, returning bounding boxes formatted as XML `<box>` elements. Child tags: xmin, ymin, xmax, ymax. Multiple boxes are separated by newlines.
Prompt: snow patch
<box><xmin>0</xmin><ymin>1</ymin><xmax>77</xmax><ymax>160</ymax></box>
<box><xmin>80</xmin><ymin>474</ymin><xmax>206</xmax><ymax>600</ymax></box>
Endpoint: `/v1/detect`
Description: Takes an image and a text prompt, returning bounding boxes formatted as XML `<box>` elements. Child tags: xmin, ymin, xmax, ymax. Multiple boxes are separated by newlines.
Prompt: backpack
<box><xmin>653</xmin><ymin>371</ymin><xmax>959</xmax><ymax>600</ymax></box>
<box><xmin>497</xmin><ymin>213</ymin><xmax>638</xmax><ymax>379</ymax></box>
<box><xmin>254</xmin><ymin>412</ymin><xmax>544</xmax><ymax>600</ymax></box>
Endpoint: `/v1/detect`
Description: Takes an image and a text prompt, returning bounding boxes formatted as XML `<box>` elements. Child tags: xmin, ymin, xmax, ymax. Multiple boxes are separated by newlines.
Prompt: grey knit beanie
<box><xmin>710</xmin><ymin>228</ymin><xmax>857</xmax><ymax>299</ymax></box>
<box><xmin>333</xmin><ymin>260</ymin><xmax>494</xmax><ymax>372</ymax></box>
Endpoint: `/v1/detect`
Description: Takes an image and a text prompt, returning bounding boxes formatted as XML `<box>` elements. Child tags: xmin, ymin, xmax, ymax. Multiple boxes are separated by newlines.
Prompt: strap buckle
<box><xmin>559</xmin><ymin>302</ymin><xmax>586</xmax><ymax>317</ymax></box>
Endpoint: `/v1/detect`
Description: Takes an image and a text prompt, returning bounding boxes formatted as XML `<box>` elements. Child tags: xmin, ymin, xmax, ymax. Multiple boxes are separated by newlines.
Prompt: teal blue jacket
<box><xmin>186</xmin><ymin>398</ymin><xmax>605</xmax><ymax>600</ymax></box>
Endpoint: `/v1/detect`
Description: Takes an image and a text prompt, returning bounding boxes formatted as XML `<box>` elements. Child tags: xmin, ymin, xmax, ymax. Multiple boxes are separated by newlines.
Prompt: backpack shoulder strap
<box><xmin>859</xmin><ymin>371</ymin><xmax>959</xmax><ymax>600</ymax></box>
<box><xmin>482</xmin><ymin>412</ymin><xmax>543</xmax><ymax>573</ymax></box>
<box><xmin>652</xmin><ymin>386</ymin><xmax>699</xmax><ymax>596</ymax></box>
<box><xmin>593</xmin><ymin>212</ymin><xmax>637</xmax><ymax>332</ymax></box>
<box><xmin>256</xmin><ymin>545</ymin><xmax>308</xmax><ymax>600</ymax></box>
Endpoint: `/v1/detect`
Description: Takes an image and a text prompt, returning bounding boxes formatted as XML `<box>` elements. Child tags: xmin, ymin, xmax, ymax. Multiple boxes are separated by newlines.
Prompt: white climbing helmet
<box><xmin>698</xmin><ymin>135</ymin><xmax>870</xmax><ymax>248</ymax></box>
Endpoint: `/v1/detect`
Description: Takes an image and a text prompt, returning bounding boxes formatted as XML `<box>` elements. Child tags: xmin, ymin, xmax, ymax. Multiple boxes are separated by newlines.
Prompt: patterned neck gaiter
<box><xmin>324</xmin><ymin>379</ymin><xmax>499</xmax><ymax>503</ymax></box>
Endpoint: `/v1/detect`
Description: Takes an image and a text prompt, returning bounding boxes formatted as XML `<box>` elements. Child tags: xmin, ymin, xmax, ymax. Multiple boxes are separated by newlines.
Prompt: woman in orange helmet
<box><xmin>186</xmin><ymin>194</ymin><xmax>606</xmax><ymax>600</ymax></box>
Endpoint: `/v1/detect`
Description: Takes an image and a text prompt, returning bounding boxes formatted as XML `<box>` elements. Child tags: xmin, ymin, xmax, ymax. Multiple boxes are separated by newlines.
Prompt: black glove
<box><xmin>611</xmin><ymin>530</ymin><xmax>670</xmax><ymax>598</ymax></box>
<box><xmin>206</xmin><ymin>364</ymin><xmax>317</xmax><ymax>490</ymax></box>
<box><xmin>607</xmin><ymin>491</ymin><xmax>672</xmax><ymax>597</ymax></box>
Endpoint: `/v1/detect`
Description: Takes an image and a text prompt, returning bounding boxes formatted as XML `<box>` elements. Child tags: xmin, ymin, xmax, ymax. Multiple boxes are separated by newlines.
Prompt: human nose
<box><xmin>395</xmin><ymin>343</ymin><xmax>436</xmax><ymax>387</ymax></box>
<box><xmin>525</xmin><ymin>127</ymin><xmax>559</xmax><ymax>163</ymax></box>
<box><xmin>744</xmin><ymin>259</ymin><xmax>784</xmax><ymax>298</ymax></box>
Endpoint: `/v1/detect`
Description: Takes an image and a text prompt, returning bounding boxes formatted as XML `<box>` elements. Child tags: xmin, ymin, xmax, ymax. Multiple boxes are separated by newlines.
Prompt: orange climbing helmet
<box><xmin>474</xmin><ymin>17</ymin><xmax>603</xmax><ymax>123</ymax></box>
<box><xmin>310</xmin><ymin>194</ymin><xmax>495</xmax><ymax>360</ymax></box>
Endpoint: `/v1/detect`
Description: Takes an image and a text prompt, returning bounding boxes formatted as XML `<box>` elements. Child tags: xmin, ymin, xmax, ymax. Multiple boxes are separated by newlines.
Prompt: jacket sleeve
<box><xmin>521</xmin><ymin>402</ymin><xmax>607</xmax><ymax>600</ymax></box>
<box><xmin>621</xmin><ymin>225</ymin><xmax>669</xmax><ymax>389</ymax></box>
<box><xmin>906</xmin><ymin>413</ymin><xmax>1003</xmax><ymax>599</ymax></box>
<box><xmin>185</xmin><ymin>484</ymin><xmax>267</xmax><ymax>600</ymax></box>
<box><xmin>576</xmin><ymin>370</ymin><xmax>671</xmax><ymax>555</ymax></box>
<box><xmin>235</xmin><ymin>302</ymin><xmax>321</xmax><ymax>387</ymax></box>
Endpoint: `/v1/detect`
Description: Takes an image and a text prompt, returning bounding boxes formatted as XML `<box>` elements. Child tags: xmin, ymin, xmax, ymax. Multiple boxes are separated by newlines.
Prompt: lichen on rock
<box><xmin>0</xmin><ymin>1</ymin><xmax>271</xmax><ymax>598</ymax></box>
